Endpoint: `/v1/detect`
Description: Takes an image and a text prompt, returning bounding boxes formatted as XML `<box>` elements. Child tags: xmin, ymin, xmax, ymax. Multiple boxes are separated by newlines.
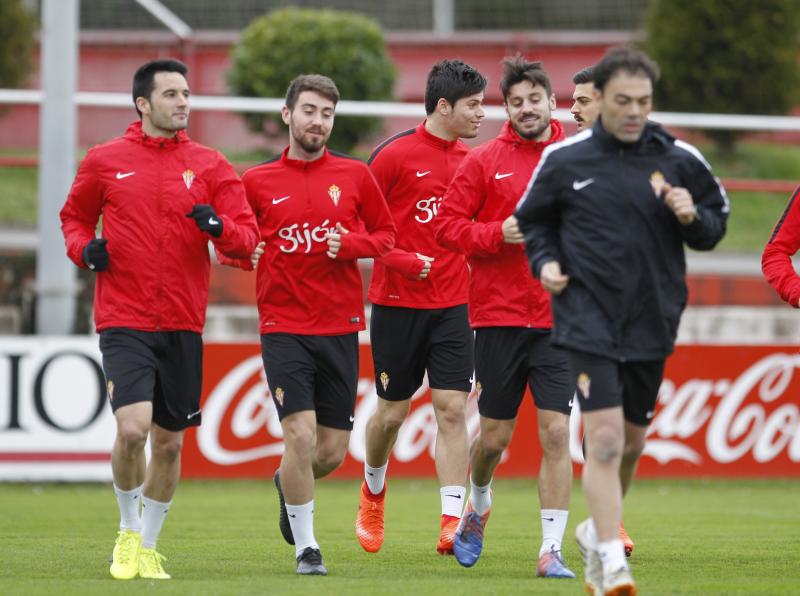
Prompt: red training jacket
<box><xmin>223</xmin><ymin>148</ymin><xmax>396</xmax><ymax>335</ymax></box>
<box><xmin>367</xmin><ymin>121</ymin><xmax>470</xmax><ymax>308</ymax></box>
<box><xmin>60</xmin><ymin>121</ymin><xmax>259</xmax><ymax>333</ymax></box>
<box><xmin>434</xmin><ymin>119</ymin><xmax>565</xmax><ymax>328</ymax></box>
<box><xmin>762</xmin><ymin>186</ymin><xmax>800</xmax><ymax>307</ymax></box>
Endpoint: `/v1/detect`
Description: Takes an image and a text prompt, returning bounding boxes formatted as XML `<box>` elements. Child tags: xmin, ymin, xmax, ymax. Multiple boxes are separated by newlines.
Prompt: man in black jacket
<box><xmin>515</xmin><ymin>47</ymin><xmax>728</xmax><ymax>596</ymax></box>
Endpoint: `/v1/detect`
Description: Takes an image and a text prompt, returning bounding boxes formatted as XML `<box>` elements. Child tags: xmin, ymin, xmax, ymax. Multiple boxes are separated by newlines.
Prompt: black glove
<box><xmin>82</xmin><ymin>238</ymin><xmax>109</xmax><ymax>271</ymax></box>
<box><xmin>186</xmin><ymin>204</ymin><xmax>223</xmax><ymax>238</ymax></box>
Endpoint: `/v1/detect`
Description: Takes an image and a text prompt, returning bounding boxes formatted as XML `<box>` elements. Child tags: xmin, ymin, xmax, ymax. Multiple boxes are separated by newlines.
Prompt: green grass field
<box><xmin>2</xmin><ymin>478</ymin><xmax>799</xmax><ymax>595</ymax></box>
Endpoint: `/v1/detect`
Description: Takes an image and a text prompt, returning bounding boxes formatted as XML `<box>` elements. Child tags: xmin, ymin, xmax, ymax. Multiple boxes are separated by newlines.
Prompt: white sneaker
<box><xmin>602</xmin><ymin>565</ymin><xmax>636</xmax><ymax>596</ymax></box>
<box><xmin>575</xmin><ymin>519</ymin><xmax>603</xmax><ymax>595</ymax></box>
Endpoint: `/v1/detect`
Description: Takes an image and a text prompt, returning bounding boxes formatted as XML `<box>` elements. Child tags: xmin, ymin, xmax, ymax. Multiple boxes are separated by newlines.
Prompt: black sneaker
<box><xmin>274</xmin><ymin>471</ymin><xmax>294</xmax><ymax>545</ymax></box>
<box><xmin>296</xmin><ymin>547</ymin><xmax>327</xmax><ymax>576</ymax></box>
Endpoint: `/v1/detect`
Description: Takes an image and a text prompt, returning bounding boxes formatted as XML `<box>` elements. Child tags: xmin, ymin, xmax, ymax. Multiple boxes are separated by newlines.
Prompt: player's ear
<box><xmin>436</xmin><ymin>97</ymin><xmax>451</xmax><ymax>116</ymax></box>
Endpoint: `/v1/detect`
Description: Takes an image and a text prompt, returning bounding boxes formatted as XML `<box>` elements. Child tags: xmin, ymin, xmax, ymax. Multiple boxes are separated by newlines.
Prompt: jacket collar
<box><xmin>280</xmin><ymin>146</ymin><xmax>331</xmax><ymax>170</ymax></box>
<box><xmin>496</xmin><ymin>119</ymin><xmax>566</xmax><ymax>147</ymax></box>
<box><xmin>124</xmin><ymin>121</ymin><xmax>188</xmax><ymax>149</ymax></box>
<box><xmin>416</xmin><ymin>120</ymin><xmax>463</xmax><ymax>149</ymax></box>
<box><xmin>591</xmin><ymin>118</ymin><xmax>674</xmax><ymax>153</ymax></box>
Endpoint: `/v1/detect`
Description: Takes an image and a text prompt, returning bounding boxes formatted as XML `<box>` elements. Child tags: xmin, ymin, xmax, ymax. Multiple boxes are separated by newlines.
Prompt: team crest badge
<box><xmin>182</xmin><ymin>169</ymin><xmax>195</xmax><ymax>190</ymax></box>
<box><xmin>475</xmin><ymin>381</ymin><xmax>483</xmax><ymax>400</ymax></box>
<box><xmin>328</xmin><ymin>184</ymin><xmax>341</xmax><ymax>206</ymax></box>
<box><xmin>274</xmin><ymin>387</ymin><xmax>285</xmax><ymax>406</ymax></box>
<box><xmin>577</xmin><ymin>373</ymin><xmax>591</xmax><ymax>399</ymax></box>
<box><xmin>107</xmin><ymin>380</ymin><xmax>114</xmax><ymax>402</ymax></box>
<box><xmin>649</xmin><ymin>170</ymin><xmax>666</xmax><ymax>198</ymax></box>
<box><xmin>380</xmin><ymin>371</ymin><xmax>389</xmax><ymax>391</ymax></box>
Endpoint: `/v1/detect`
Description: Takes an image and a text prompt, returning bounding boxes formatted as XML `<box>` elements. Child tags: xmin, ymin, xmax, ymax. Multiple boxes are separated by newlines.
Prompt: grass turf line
<box><xmin>1</xmin><ymin>478</ymin><xmax>799</xmax><ymax>594</ymax></box>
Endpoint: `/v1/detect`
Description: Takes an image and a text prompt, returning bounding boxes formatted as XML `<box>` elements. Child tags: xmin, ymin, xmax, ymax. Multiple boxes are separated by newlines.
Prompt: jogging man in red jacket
<box><xmin>354</xmin><ymin>60</ymin><xmax>486</xmax><ymax>556</ymax></box>
<box><xmin>60</xmin><ymin>59</ymin><xmax>258</xmax><ymax>580</ymax></box>
<box><xmin>763</xmin><ymin>186</ymin><xmax>800</xmax><ymax>307</ymax></box>
<box><xmin>434</xmin><ymin>57</ymin><xmax>575</xmax><ymax>577</ymax></box>
<box><xmin>221</xmin><ymin>74</ymin><xmax>396</xmax><ymax>576</ymax></box>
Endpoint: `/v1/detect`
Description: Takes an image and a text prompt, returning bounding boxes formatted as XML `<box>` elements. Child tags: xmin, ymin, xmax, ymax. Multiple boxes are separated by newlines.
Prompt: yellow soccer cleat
<box><xmin>138</xmin><ymin>546</ymin><xmax>171</xmax><ymax>579</ymax></box>
<box><xmin>109</xmin><ymin>529</ymin><xmax>141</xmax><ymax>580</ymax></box>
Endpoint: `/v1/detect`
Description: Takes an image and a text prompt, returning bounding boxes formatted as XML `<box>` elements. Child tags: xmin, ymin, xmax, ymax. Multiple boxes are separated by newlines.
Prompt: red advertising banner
<box><xmin>182</xmin><ymin>344</ymin><xmax>800</xmax><ymax>479</ymax></box>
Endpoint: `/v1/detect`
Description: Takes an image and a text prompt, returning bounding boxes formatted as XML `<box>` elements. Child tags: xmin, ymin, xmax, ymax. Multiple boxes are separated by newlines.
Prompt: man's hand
<box><xmin>540</xmin><ymin>260</ymin><xmax>569</xmax><ymax>295</ymax></box>
<box><xmin>325</xmin><ymin>222</ymin><xmax>349</xmax><ymax>259</ymax></box>
<box><xmin>83</xmin><ymin>238</ymin><xmax>109</xmax><ymax>271</ymax></box>
<box><xmin>186</xmin><ymin>204</ymin><xmax>224</xmax><ymax>238</ymax></box>
<box><xmin>662</xmin><ymin>184</ymin><xmax>697</xmax><ymax>225</ymax></box>
<box><xmin>250</xmin><ymin>241</ymin><xmax>266</xmax><ymax>269</ymax></box>
<box><xmin>416</xmin><ymin>253</ymin><xmax>435</xmax><ymax>279</ymax></box>
<box><xmin>502</xmin><ymin>214</ymin><xmax>524</xmax><ymax>244</ymax></box>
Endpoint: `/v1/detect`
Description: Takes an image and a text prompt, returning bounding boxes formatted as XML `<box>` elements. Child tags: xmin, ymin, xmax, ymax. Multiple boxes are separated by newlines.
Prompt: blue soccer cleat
<box><xmin>536</xmin><ymin>545</ymin><xmax>577</xmax><ymax>579</ymax></box>
<box><xmin>453</xmin><ymin>502</ymin><xmax>491</xmax><ymax>568</ymax></box>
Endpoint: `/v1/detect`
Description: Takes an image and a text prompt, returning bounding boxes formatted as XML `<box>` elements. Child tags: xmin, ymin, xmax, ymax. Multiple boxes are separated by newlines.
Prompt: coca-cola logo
<box><xmin>199</xmin><ymin>352</ymin><xmax>800</xmax><ymax>469</ymax></box>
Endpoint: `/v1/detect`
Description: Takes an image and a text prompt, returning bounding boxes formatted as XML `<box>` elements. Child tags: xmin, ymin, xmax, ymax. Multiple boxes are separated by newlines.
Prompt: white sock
<box><xmin>287</xmin><ymin>500</ymin><xmax>319</xmax><ymax>558</ymax></box>
<box><xmin>365</xmin><ymin>462</ymin><xmax>387</xmax><ymax>495</ymax></box>
<box><xmin>539</xmin><ymin>509</ymin><xmax>569</xmax><ymax>555</ymax></box>
<box><xmin>140</xmin><ymin>496</ymin><xmax>171</xmax><ymax>549</ymax></box>
<box><xmin>440</xmin><ymin>485</ymin><xmax>466</xmax><ymax>518</ymax></box>
<box><xmin>114</xmin><ymin>484</ymin><xmax>142</xmax><ymax>532</ymax></box>
<box><xmin>597</xmin><ymin>539</ymin><xmax>628</xmax><ymax>575</ymax></box>
<box><xmin>469</xmin><ymin>477</ymin><xmax>492</xmax><ymax>515</ymax></box>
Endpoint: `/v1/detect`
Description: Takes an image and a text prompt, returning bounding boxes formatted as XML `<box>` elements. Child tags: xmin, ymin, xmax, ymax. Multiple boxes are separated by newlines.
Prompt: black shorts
<box><xmin>370</xmin><ymin>304</ymin><xmax>473</xmax><ymax>401</ymax></box>
<box><xmin>260</xmin><ymin>333</ymin><xmax>358</xmax><ymax>430</ymax></box>
<box><xmin>474</xmin><ymin>327</ymin><xmax>574</xmax><ymax>420</ymax></box>
<box><xmin>566</xmin><ymin>349</ymin><xmax>665</xmax><ymax>426</ymax></box>
<box><xmin>99</xmin><ymin>328</ymin><xmax>203</xmax><ymax>432</ymax></box>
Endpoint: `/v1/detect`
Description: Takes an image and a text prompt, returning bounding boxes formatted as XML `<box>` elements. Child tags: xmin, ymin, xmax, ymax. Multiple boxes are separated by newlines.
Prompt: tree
<box><xmin>228</xmin><ymin>7</ymin><xmax>395</xmax><ymax>154</ymax></box>
<box><xmin>0</xmin><ymin>0</ymin><xmax>36</xmax><ymax>89</ymax></box>
<box><xmin>646</xmin><ymin>0</ymin><xmax>800</xmax><ymax>152</ymax></box>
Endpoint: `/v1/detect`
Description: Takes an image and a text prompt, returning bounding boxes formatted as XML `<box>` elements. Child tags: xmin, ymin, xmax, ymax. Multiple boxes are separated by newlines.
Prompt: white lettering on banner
<box><xmin>277</xmin><ymin>219</ymin><xmax>336</xmax><ymax>253</ymax></box>
<box><xmin>569</xmin><ymin>352</ymin><xmax>800</xmax><ymax>466</ymax></box>
<box><xmin>415</xmin><ymin>197</ymin><xmax>442</xmax><ymax>224</ymax></box>
<box><xmin>706</xmin><ymin>353</ymin><xmax>800</xmax><ymax>463</ymax></box>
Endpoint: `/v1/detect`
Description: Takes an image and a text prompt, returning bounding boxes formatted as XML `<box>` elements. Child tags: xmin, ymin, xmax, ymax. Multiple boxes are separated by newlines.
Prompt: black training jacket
<box><xmin>515</xmin><ymin>120</ymin><xmax>728</xmax><ymax>361</ymax></box>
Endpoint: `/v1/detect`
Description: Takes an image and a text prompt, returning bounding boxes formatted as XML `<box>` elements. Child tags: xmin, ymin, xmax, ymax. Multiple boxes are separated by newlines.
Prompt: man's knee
<box><xmin>540</xmin><ymin>415</ymin><xmax>570</xmax><ymax>455</ymax></box>
<box><xmin>282</xmin><ymin>418</ymin><xmax>317</xmax><ymax>453</ymax></box>
<box><xmin>434</xmin><ymin>396</ymin><xmax>467</xmax><ymax>431</ymax></box>
<box><xmin>150</xmin><ymin>433</ymin><xmax>183</xmax><ymax>462</ymax></box>
<box><xmin>587</xmin><ymin>426</ymin><xmax>622</xmax><ymax>463</ymax></box>
<box><xmin>477</xmin><ymin>429</ymin><xmax>510</xmax><ymax>460</ymax></box>
<box><xmin>116</xmin><ymin>420</ymin><xmax>149</xmax><ymax>453</ymax></box>
<box><xmin>373</xmin><ymin>400</ymin><xmax>410</xmax><ymax>434</ymax></box>
<box><xmin>315</xmin><ymin>444</ymin><xmax>347</xmax><ymax>472</ymax></box>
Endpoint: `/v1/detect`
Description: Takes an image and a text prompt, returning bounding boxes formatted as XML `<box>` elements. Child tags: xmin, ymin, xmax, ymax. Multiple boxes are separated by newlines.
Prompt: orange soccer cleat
<box><xmin>356</xmin><ymin>481</ymin><xmax>386</xmax><ymax>553</ymax></box>
<box><xmin>620</xmin><ymin>523</ymin><xmax>634</xmax><ymax>557</ymax></box>
<box><xmin>437</xmin><ymin>514</ymin><xmax>460</xmax><ymax>555</ymax></box>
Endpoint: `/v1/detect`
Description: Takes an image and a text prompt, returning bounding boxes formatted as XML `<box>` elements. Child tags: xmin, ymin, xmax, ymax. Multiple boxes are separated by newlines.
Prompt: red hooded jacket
<box><xmin>60</xmin><ymin>121</ymin><xmax>258</xmax><ymax>333</ymax></box>
<box><xmin>434</xmin><ymin>119</ymin><xmax>565</xmax><ymax>328</ymax></box>
<box><xmin>762</xmin><ymin>186</ymin><xmax>800</xmax><ymax>307</ymax></box>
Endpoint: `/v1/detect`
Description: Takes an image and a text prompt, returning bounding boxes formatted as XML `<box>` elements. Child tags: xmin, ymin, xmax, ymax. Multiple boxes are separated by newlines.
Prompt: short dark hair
<box><xmin>285</xmin><ymin>74</ymin><xmax>340</xmax><ymax>110</ymax></box>
<box><xmin>572</xmin><ymin>65</ymin><xmax>595</xmax><ymax>85</ymax></box>
<box><xmin>424</xmin><ymin>60</ymin><xmax>487</xmax><ymax>115</ymax></box>
<box><xmin>132</xmin><ymin>59</ymin><xmax>188</xmax><ymax>118</ymax></box>
<box><xmin>499</xmin><ymin>55</ymin><xmax>552</xmax><ymax>101</ymax></box>
<box><xmin>593</xmin><ymin>46</ymin><xmax>660</xmax><ymax>92</ymax></box>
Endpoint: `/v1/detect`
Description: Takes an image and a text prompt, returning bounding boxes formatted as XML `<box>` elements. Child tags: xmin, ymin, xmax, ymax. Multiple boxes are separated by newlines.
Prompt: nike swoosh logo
<box><xmin>272</xmin><ymin>195</ymin><xmax>290</xmax><ymax>205</ymax></box>
<box><xmin>495</xmin><ymin>172</ymin><xmax>513</xmax><ymax>179</ymax></box>
<box><xmin>208</xmin><ymin>217</ymin><xmax>219</xmax><ymax>225</ymax></box>
<box><xmin>416</xmin><ymin>170</ymin><xmax>431</xmax><ymax>177</ymax></box>
<box><xmin>116</xmin><ymin>171</ymin><xmax>135</xmax><ymax>179</ymax></box>
<box><xmin>186</xmin><ymin>410</ymin><xmax>201</xmax><ymax>420</ymax></box>
<box><xmin>349</xmin><ymin>416</ymin><xmax>355</xmax><ymax>422</ymax></box>
<box><xmin>572</xmin><ymin>178</ymin><xmax>595</xmax><ymax>191</ymax></box>
<box><xmin>445</xmin><ymin>494</ymin><xmax>462</xmax><ymax>499</ymax></box>
<box><xmin>543</xmin><ymin>517</ymin><xmax>555</xmax><ymax>522</ymax></box>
